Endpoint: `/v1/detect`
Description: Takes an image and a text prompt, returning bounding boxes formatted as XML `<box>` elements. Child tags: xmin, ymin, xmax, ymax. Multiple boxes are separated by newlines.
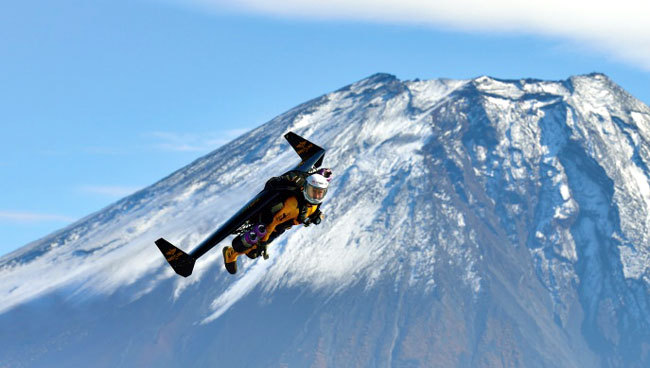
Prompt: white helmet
<box><xmin>304</xmin><ymin>174</ymin><xmax>329</xmax><ymax>204</ymax></box>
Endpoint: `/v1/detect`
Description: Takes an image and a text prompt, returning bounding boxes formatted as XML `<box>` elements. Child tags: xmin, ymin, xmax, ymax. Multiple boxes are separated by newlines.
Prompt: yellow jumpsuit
<box><xmin>226</xmin><ymin>196</ymin><xmax>318</xmax><ymax>263</ymax></box>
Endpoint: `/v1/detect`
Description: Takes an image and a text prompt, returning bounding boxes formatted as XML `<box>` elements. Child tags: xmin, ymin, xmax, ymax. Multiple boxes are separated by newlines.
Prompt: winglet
<box><xmin>155</xmin><ymin>238</ymin><xmax>196</xmax><ymax>277</ymax></box>
<box><xmin>284</xmin><ymin>132</ymin><xmax>325</xmax><ymax>168</ymax></box>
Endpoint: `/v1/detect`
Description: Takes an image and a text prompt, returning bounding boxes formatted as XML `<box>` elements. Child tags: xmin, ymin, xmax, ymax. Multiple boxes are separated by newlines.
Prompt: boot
<box><xmin>222</xmin><ymin>246</ymin><xmax>238</xmax><ymax>274</ymax></box>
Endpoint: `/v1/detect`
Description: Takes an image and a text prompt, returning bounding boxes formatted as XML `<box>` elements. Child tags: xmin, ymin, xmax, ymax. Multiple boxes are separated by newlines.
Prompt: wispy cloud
<box><xmin>181</xmin><ymin>0</ymin><xmax>650</xmax><ymax>71</ymax></box>
<box><xmin>148</xmin><ymin>129</ymin><xmax>250</xmax><ymax>153</ymax></box>
<box><xmin>82</xmin><ymin>146</ymin><xmax>131</xmax><ymax>155</ymax></box>
<box><xmin>80</xmin><ymin>185</ymin><xmax>143</xmax><ymax>198</ymax></box>
<box><xmin>38</xmin><ymin>149</ymin><xmax>68</xmax><ymax>156</ymax></box>
<box><xmin>0</xmin><ymin>211</ymin><xmax>76</xmax><ymax>223</ymax></box>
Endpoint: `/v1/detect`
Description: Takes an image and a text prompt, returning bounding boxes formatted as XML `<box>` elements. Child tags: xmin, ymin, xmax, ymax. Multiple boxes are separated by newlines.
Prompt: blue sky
<box><xmin>1</xmin><ymin>0</ymin><xmax>649</xmax><ymax>256</ymax></box>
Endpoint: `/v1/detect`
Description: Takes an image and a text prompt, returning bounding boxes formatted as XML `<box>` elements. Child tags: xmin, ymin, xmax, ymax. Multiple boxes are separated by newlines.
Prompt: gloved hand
<box><xmin>313</xmin><ymin>211</ymin><xmax>323</xmax><ymax>225</ymax></box>
<box><xmin>304</xmin><ymin>210</ymin><xmax>323</xmax><ymax>226</ymax></box>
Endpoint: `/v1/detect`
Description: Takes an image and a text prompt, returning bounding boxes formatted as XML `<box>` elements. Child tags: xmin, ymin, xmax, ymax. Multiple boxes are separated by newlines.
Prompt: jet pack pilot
<box><xmin>222</xmin><ymin>168</ymin><xmax>332</xmax><ymax>274</ymax></box>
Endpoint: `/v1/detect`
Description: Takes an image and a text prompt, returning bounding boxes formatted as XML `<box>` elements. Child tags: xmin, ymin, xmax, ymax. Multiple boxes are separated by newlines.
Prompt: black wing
<box><xmin>155</xmin><ymin>131</ymin><xmax>325</xmax><ymax>277</ymax></box>
<box><xmin>284</xmin><ymin>131</ymin><xmax>325</xmax><ymax>170</ymax></box>
<box><xmin>188</xmin><ymin>188</ymin><xmax>280</xmax><ymax>260</ymax></box>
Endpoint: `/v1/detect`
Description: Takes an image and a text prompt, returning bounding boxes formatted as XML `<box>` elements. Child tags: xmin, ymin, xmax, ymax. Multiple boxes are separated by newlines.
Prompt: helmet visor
<box><xmin>306</xmin><ymin>184</ymin><xmax>327</xmax><ymax>202</ymax></box>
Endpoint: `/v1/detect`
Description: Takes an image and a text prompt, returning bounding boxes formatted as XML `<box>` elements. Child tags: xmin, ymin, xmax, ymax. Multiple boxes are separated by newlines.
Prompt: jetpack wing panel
<box><xmin>188</xmin><ymin>190</ymin><xmax>280</xmax><ymax>260</ymax></box>
<box><xmin>155</xmin><ymin>238</ymin><xmax>196</xmax><ymax>277</ymax></box>
<box><xmin>284</xmin><ymin>132</ymin><xmax>325</xmax><ymax>170</ymax></box>
<box><xmin>188</xmin><ymin>184</ymin><xmax>302</xmax><ymax>260</ymax></box>
<box><xmin>284</xmin><ymin>132</ymin><xmax>322</xmax><ymax>160</ymax></box>
<box><xmin>285</xmin><ymin>132</ymin><xmax>326</xmax><ymax>172</ymax></box>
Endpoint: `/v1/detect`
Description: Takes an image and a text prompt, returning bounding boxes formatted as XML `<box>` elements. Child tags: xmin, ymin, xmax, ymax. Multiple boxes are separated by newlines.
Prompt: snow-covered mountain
<box><xmin>1</xmin><ymin>73</ymin><xmax>650</xmax><ymax>367</ymax></box>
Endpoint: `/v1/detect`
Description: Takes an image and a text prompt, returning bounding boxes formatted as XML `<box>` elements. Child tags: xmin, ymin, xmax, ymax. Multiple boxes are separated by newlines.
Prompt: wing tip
<box><xmin>155</xmin><ymin>238</ymin><xmax>195</xmax><ymax>277</ymax></box>
<box><xmin>284</xmin><ymin>131</ymin><xmax>325</xmax><ymax>169</ymax></box>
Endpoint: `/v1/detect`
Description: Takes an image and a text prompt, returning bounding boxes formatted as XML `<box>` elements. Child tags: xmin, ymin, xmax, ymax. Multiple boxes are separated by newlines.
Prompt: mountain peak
<box><xmin>342</xmin><ymin>72</ymin><xmax>400</xmax><ymax>91</ymax></box>
<box><xmin>364</xmin><ymin>72</ymin><xmax>399</xmax><ymax>83</ymax></box>
<box><xmin>2</xmin><ymin>73</ymin><xmax>650</xmax><ymax>367</ymax></box>
<box><xmin>586</xmin><ymin>71</ymin><xmax>609</xmax><ymax>79</ymax></box>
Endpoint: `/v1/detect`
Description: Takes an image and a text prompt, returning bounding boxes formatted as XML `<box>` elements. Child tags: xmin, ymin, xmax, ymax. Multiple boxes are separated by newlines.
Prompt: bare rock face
<box><xmin>1</xmin><ymin>72</ymin><xmax>649</xmax><ymax>367</ymax></box>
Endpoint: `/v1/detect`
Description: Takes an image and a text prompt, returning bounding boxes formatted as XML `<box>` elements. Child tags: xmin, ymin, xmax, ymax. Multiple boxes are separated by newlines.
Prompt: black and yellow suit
<box><xmin>226</xmin><ymin>171</ymin><xmax>321</xmax><ymax>263</ymax></box>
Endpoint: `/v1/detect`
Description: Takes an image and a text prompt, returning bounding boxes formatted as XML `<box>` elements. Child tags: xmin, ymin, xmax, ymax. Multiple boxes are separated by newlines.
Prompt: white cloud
<box><xmin>0</xmin><ymin>211</ymin><xmax>76</xmax><ymax>223</ymax></box>
<box><xmin>181</xmin><ymin>0</ymin><xmax>650</xmax><ymax>70</ymax></box>
<box><xmin>82</xmin><ymin>147</ymin><xmax>131</xmax><ymax>155</ymax></box>
<box><xmin>80</xmin><ymin>185</ymin><xmax>142</xmax><ymax>198</ymax></box>
<box><xmin>80</xmin><ymin>129</ymin><xmax>251</xmax><ymax>155</ymax></box>
<box><xmin>148</xmin><ymin>129</ymin><xmax>250</xmax><ymax>153</ymax></box>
